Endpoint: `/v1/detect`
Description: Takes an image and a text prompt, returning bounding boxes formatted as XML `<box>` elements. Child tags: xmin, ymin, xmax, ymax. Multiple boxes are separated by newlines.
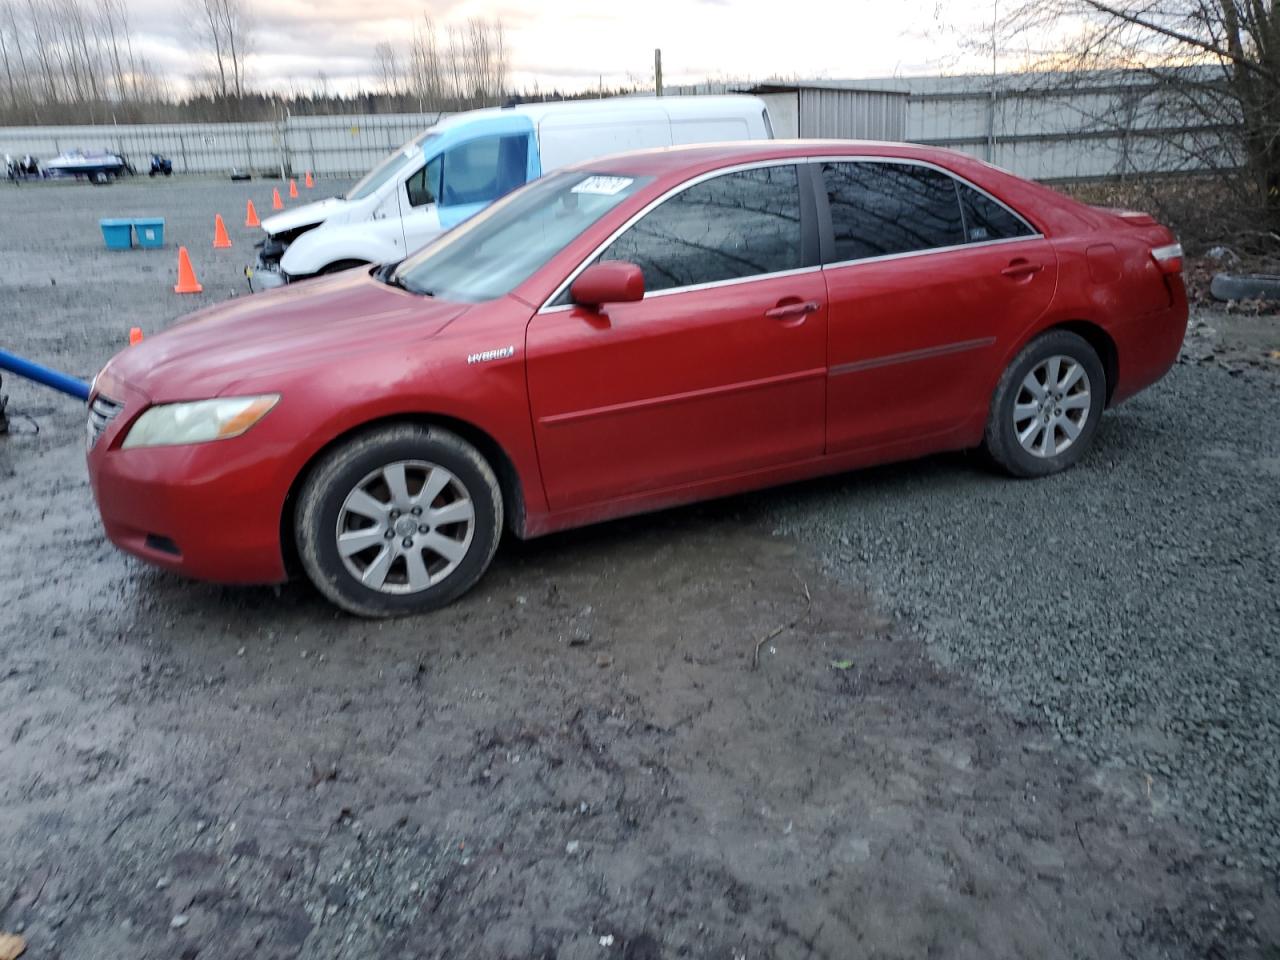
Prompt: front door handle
<box><xmin>1001</xmin><ymin>259</ymin><xmax>1043</xmax><ymax>279</ymax></box>
<box><xmin>765</xmin><ymin>300</ymin><xmax>820</xmax><ymax>321</ymax></box>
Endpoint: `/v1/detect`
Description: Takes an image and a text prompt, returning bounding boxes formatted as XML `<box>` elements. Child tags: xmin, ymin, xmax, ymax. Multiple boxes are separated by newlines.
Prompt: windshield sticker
<box><xmin>571</xmin><ymin>176</ymin><xmax>634</xmax><ymax>196</ymax></box>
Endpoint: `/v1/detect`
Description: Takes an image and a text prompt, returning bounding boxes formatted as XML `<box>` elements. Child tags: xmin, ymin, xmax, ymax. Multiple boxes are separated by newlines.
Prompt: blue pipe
<box><xmin>0</xmin><ymin>349</ymin><xmax>90</xmax><ymax>401</ymax></box>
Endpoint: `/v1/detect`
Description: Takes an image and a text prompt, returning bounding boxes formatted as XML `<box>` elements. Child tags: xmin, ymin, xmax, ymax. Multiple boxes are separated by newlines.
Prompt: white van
<box><xmin>249</xmin><ymin>95</ymin><xmax>774</xmax><ymax>288</ymax></box>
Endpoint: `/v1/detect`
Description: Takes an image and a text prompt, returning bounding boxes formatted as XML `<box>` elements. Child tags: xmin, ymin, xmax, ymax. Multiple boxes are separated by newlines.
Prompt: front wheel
<box><xmin>294</xmin><ymin>424</ymin><xmax>503</xmax><ymax>617</ymax></box>
<box><xmin>984</xmin><ymin>330</ymin><xmax>1106</xmax><ymax>478</ymax></box>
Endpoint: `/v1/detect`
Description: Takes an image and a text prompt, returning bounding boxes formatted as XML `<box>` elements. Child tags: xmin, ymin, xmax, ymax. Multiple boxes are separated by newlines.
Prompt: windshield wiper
<box><xmin>376</xmin><ymin>261</ymin><xmax>433</xmax><ymax>296</ymax></box>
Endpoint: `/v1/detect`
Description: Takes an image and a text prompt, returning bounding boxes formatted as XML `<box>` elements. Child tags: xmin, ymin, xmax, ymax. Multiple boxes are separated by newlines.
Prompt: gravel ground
<box><xmin>0</xmin><ymin>177</ymin><xmax>1278</xmax><ymax>959</ymax></box>
<box><xmin>773</xmin><ymin>359</ymin><xmax>1280</xmax><ymax>874</ymax></box>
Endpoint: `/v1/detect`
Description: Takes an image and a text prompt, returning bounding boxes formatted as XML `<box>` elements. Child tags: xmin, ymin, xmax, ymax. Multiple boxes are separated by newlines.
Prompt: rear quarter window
<box><xmin>957</xmin><ymin>183</ymin><xmax>1035</xmax><ymax>242</ymax></box>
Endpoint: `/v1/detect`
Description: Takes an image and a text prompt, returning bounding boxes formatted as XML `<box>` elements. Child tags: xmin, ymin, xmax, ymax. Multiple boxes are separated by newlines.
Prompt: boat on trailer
<box><xmin>44</xmin><ymin>149</ymin><xmax>134</xmax><ymax>183</ymax></box>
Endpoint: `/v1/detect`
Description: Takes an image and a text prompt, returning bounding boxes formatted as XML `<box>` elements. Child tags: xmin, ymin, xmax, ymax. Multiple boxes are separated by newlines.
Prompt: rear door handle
<box><xmin>1001</xmin><ymin>260</ymin><xmax>1043</xmax><ymax>278</ymax></box>
<box><xmin>765</xmin><ymin>300</ymin><xmax>820</xmax><ymax>320</ymax></box>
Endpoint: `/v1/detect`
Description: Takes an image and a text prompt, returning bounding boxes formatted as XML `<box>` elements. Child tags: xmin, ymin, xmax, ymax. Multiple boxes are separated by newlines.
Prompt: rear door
<box><xmin>526</xmin><ymin>162</ymin><xmax>827</xmax><ymax>509</ymax></box>
<box><xmin>817</xmin><ymin>159</ymin><xmax>1058</xmax><ymax>452</ymax></box>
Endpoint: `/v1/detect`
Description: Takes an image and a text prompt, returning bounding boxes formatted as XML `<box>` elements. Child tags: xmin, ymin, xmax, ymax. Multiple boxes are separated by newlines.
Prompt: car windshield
<box><xmin>390</xmin><ymin>171</ymin><xmax>651</xmax><ymax>302</ymax></box>
<box><xmin>346</xmin><ymin>131</ymin><xmax>440</xmax><ymax>201</ymax></box>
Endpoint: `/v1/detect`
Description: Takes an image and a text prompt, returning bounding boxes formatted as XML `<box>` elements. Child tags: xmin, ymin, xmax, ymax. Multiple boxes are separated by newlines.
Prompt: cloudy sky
<box><xmin>125</xmin><ymin>0</ymin><xmax>997</xmax><ymax>95</ymax></box>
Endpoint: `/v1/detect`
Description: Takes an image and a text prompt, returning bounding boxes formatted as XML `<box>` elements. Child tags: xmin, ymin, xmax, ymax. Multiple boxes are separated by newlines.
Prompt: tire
<box><xmin>1209</xmin><ymin>272</ymin><xmax>1280</xmax><ymax>303</ymax></box>
<box><xmin>294</xmin><ymin>424</ymin><xmax>503</xmax><ymax>617</ymax></box>
<box><xmin>983</xmin><ymin>330</ymin><xmax>1106</xmax><ymax>478</ymax></box>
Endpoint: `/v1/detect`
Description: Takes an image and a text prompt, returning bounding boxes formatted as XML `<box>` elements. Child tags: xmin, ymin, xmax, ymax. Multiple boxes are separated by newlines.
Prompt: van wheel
<box><xmin>294</xmin><ymin>424</ymin><xmax>503</xmax><ymax>617</ymax></box>
<box><xmin>984</xmin><ymin>330</ymin><xmax>1106</xmax><ymax>478</ymax></box>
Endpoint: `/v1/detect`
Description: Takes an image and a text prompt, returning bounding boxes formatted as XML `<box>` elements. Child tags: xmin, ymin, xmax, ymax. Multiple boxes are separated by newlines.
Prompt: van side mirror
<box><xmin>571</xmin><ymin>262</ymin><xmax>645</xmax><ymax>309</ymax></box>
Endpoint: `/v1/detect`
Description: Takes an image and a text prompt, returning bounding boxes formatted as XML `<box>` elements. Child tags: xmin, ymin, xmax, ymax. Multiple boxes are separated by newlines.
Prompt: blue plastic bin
<box><xmin>133</xmin><ymin>218</ymin><xmax>165</xmax><ymax>248</ymax></box>
<box><xmin>100</xmin><ymin>218</ymin><xmax>134</xmax><ymax>250</ymax></box>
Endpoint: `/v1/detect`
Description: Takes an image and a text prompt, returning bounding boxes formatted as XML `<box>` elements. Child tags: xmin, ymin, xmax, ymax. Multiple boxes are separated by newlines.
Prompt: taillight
<box><xmin>1151</xmin><ymin>243</ymin><xmax>1183</xmax><ymax>274</ymax></box>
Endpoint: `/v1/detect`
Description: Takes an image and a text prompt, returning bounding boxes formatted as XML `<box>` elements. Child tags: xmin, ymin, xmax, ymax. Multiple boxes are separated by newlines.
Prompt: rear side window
<box><xmin>598</xmin><ymin>164</ymin><xmax>802</xmax><ymax>292</ymax></box>
<box><xmin>957</xmin><ymin>182</ymin><xmax>1034</xmax><ymax>242</ymax></box>
<box><xmin>822</xmin><ymin>161</ymin><xmax>965</xmax><ymax>262</ymax></box>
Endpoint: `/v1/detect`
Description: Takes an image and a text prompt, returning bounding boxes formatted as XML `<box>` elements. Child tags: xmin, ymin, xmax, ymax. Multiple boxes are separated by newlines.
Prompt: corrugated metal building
<box><xmin>749</xmin><ymin>84</ymin><xmax>908</xmax><ymax>141</ymax></box>
<box><xmin>669</xmin><ymin>69</ymin><xmax>1234</xmax><ymax>181</ymax></box>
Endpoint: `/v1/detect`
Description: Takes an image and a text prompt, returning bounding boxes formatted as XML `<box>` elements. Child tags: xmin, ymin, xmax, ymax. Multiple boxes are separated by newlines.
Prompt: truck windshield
<box><xmin>390</xmin><ymin>171</ymin><xmax>651</xmax><ymax>302</ymax></box>
<box><xmin>346</xmin><ymin>132</ymin><xmax>440</xmax><ymax>202</ymax></box>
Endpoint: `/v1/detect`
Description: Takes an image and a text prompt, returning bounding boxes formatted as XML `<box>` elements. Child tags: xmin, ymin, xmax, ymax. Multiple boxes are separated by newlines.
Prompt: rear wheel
<box><xmin>295</xmin><ymin>424</ymin><xmax>503</xmax><ymax>617</ymax></box>
<box><xmin>984</xmin><ymin>330</ymin><xmax>1106</xmax><ymax>478</ymax></box>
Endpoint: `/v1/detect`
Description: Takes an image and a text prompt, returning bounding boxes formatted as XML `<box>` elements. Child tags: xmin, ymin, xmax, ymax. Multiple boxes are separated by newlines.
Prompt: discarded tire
<box><xmin>1210</xmin><ymin>272</ymin><xmax>1280</xmax><ymax>302</ymax></box>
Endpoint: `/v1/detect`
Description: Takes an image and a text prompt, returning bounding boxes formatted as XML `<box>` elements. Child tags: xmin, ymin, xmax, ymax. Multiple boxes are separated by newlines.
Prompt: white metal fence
<box><xmin>0</xmin><ymin>112</ymin><xmax>451</xmax><ymax>178</ymax></box>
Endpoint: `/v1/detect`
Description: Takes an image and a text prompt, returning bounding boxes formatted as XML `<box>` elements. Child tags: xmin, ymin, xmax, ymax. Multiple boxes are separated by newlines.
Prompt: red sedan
<box><xmin>86</xmin><ymin>142</ymin><xmax>1187</xmax><ymax>616</ymax></box>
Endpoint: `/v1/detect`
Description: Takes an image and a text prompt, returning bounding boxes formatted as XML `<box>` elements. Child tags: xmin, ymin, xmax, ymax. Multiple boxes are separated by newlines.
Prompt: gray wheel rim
<box><xmin>1013</xmin><ymin>354</ymin><xmax>1092</xmax><ymax>459</ymax></box>
<box><xmin>335</xmin><ymin>460</ymin><xmax>475</xmax><ymax>595</ymax></box>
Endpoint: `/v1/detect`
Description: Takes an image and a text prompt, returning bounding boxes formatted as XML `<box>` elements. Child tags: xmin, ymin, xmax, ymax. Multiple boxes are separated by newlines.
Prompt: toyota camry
<box><xmin>86</xmin><ymin>141</ymin><xmax>1188</xmax><ymax>616</ymax></box>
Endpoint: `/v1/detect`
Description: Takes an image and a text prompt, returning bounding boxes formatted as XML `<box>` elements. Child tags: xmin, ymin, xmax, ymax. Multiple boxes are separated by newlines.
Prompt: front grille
<box><xmin>87</xmin><ymin>394</ymin><xmax>123</xmax><ymax>449</ymax></box>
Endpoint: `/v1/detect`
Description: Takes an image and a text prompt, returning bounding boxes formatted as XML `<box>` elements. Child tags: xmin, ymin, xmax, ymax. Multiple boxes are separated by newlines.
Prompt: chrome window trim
<box><xmin>537</xmin><ymin>157</ymin><xmax>808</xmax><ymax>314</ymax></box>
<box><xmin>537</xmin><ymin>153</ymin><xmax>1044</xmax><ymax>313</ymax></box>
<box><xmin>821</xmin><ymin>233</ymin><xmax>1043</xmax><ymax>271</ymax></box>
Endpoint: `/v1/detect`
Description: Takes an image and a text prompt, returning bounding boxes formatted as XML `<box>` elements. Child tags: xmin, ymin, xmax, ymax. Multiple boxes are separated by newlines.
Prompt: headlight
<box><xmin>122</xmin><ymin>395</ymin><xmax>280</xmax><ymax>449</ymax></box>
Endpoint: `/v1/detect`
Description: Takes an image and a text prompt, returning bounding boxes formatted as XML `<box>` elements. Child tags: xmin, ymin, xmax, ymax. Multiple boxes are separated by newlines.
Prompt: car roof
<box><xmin>572</xmin><ymin>139</ymin><xmax>970</xmax><ymax>176</ymax></box>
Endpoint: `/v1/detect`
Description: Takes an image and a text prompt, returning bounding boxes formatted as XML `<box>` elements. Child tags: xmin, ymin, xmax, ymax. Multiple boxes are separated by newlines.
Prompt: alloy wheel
<box><xmin>1012</xmin><ymin>354</ymin><xmax>1092</xmax><ymax>459</ymax></box>
<box><xmin>335</xmin><ymin>460</ymin><xmax>475</xmax><ymax>594</ymax></box>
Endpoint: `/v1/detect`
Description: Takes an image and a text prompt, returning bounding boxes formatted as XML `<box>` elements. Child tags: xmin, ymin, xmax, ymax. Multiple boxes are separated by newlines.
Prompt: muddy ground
<box><xmin>1</xmin><ymin>178</ymin><xmax>1278</xmax><ymax>959</ymax></box>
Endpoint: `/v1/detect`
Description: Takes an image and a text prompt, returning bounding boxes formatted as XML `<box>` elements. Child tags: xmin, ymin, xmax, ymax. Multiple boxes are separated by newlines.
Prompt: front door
<box><xmin>526</xmin><ymin>163</ymin><xmax>827</xmax><ymax>510</ymax></box>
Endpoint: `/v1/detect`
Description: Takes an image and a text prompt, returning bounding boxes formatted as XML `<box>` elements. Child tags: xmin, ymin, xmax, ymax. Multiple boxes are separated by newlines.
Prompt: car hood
<box><xmin>99</xmin><ymin>269</ymin><xmax>467</xmax><ymax>403</ymax></box>
<box><xmin>261</xmin><ymin>196</ymin><xmax>347</xmax><ymax>235</ymax></box>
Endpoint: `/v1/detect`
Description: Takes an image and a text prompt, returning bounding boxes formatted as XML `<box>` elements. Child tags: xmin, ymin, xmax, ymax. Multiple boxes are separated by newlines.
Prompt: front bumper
<box><xmin>245</xmin><ymin>260</ymin><xmax>288</xmax><ymax>291</ymax></box>
<box><xmin>86</xmin><ymin>392</ymin><xmax>290</xmax><ymax>584</ymax></box>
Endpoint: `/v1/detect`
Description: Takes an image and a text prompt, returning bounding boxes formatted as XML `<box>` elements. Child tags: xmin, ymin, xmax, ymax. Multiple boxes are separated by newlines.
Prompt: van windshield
<box><xmin>346</xmin><ymin>131</ymin><xmax>440</xmax><ymax>202</ymax></box>
<box><xmin>390</xmin><ymin>171</ymin><xmax>650</xmax><ymax>302</ymax></box>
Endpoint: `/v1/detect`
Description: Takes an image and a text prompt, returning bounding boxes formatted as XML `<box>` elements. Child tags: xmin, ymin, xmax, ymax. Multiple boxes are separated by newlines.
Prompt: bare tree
<box><xmin>188</xmin><ymin>0</ymin><xmax>252</xmax><ymax>101</ymax></box>
<box><xmin>966</xmin><ymin>0</ymin><xmax>1280</xmax><ymax>236</ymax></box>
<box><xmin>373</xmin><ymin>41</ymin><xmax>400</xmax><ymax>96</ymax></box>
<box><xmin>388</xmin><ymin>12</ymin><xmax>508</xmax><ymax>111</ymax></box>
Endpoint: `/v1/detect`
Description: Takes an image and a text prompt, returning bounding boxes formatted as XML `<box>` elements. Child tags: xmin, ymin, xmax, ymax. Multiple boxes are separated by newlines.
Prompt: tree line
<box><xmin>0</xmin><ymin>1</ymin><xmax>514</xmax><ymax>125</ymax></box>
<box><xmin>0</xmin><ymin>0</ymin><xmax>170</xmax><ymax>123</ymax></box>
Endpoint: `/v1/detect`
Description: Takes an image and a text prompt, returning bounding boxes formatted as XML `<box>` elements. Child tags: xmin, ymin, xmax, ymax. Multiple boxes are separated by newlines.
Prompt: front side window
<box><xmin>438</xmin><ymin>134</ymin><xmax>529</xmax><ymax>207</ymax></box>
<box><xmin>405</xmin><ymin>155</ymin><xmax>440</xmax><ymax>208</ymax></box>
<box><xmin>598</xmin><ymin>164</ymin><xmax>802</xmax><ymax>293</ymax></box>
<box><xmin>822</xmin><ymin>161</ymin><xmax>965</xmax><ymax>262</ymax></box>
<box><xmin>391</xmin><ymin>170</ymin><xmax>651</xmax><ymax>302</ymax></box>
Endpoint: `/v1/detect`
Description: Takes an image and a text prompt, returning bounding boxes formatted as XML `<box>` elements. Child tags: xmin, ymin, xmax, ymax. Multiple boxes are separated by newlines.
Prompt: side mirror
<box><xmin>570</xmin><ymin>261</ymin><xmax>644</xmax><ymax>309</ymax></box>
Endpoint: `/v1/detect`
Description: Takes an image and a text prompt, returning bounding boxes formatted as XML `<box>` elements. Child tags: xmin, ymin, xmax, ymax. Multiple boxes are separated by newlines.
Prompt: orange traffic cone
<box><xmin>174</xmin><ymin>246</ymin><xmax>203</xmax><ymax>294</ymax></box>
<box><xmin>305</xmin><ymin>171</ymin><xmax>314</xmax><ymax>189</ymax></box>
<box><xmin>129</xmin><ymin>327</ymin><xmax>144</xmax><ymax>346</ymax></box>
<box><xmin>245</xmin><ymin>199</ymin><xmax>260</xmax><ymax>228</ymax></box>
<box><xmin>289</xmin><ymin>178</ymin><xmax>298</xmax><ymax>199</ymax></box>
<box><xmin>272</xmin><ymin>187</ymin><xmax>283</xmax><ymax>210</ymax></box>
<box><xmin>213</xmin><ymin>213</ymin><xmax>232</xmax><ymax>249</ymax></box>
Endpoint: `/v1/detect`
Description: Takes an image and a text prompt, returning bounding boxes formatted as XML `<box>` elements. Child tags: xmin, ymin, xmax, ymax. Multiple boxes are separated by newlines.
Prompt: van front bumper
<box><xmin>245</xmin><ymin>261</ymin><xmax>288</xmax><ymax>291</ymax></box>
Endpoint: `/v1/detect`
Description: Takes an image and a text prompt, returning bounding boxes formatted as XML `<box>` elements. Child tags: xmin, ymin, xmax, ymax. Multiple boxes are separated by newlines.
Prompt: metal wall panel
<box><xmin>797</xmin><ymin>88</ymin><xmax>908</xmax><ymax>141</ymax></box>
